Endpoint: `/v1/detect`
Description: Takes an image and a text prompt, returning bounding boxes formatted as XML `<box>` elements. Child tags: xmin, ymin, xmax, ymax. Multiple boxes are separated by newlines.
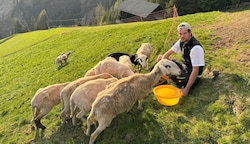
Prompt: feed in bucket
<box><xmin>153</xmin><ymin>85</ymin><xmax>183</xmax><ymax>106</ymax></box>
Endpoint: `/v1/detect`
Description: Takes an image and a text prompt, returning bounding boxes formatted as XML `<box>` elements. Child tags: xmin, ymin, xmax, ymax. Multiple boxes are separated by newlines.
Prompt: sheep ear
<box><xmin>135</xmin><ymin>54</ymin><xmax>138</xmax><ymax>59</ymax></box>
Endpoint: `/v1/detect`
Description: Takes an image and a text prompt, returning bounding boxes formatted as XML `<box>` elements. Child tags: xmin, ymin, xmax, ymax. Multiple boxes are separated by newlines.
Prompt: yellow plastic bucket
<box><xmin>153</xmin><ymin>85</ymin><xmax>183</xmax><ymax>106</ymax></box>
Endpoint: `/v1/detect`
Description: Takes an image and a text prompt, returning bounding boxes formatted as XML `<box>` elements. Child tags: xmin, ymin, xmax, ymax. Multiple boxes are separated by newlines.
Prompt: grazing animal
<box><xmin>30</xmin><ymin>82</ymin><xmax>70</xmax><ymax>130</ymax></box>
<box><xmin>85</xmin><ymin>59</ymin><xmax>181</xmax><ymax>144</ymax></box>
<box><xmin>55</xmin><ymin>51</ymin><xmax>72</xmax><ymax>65</ymax></box>
<box><xmin>84</xmin><ymin>57</ymin><xmax>134</xmax><ymax>79</ymax></box>
<box><xmin>118</xmin><ymin>55</ymin><xmax>133</xmax><ymax>70</ymax></box>
<box><xmin>108</xmin><ymin>52</ymin><xmax>138</xmax><ymax>66</ymax></box>
<box><xmin>136</xmin><ymin>43</ymin><xmax>153</xmax><ymax>72</ymax></box>
<box><xmin>70</xmin><ymin>77</ymin><xmax>118</xmax><ymax>125</ymax></box>
<box><xmin>60</xmin><ymin>73</ymin><xmax>114</xmax><ymax>123</ymax></box>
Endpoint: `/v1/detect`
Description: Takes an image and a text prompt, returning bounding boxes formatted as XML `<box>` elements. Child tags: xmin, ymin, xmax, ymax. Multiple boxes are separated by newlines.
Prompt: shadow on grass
<box><xmin>167</xmin><ymin>71</ymin><xmax>249</xmax><ymax>119</ymax></box>
<box><xmin>93</xmin><ymin>107</ymin><xmax>173</xmax><ymax>144</ymax></box>
<box><xmin>33</xmin><ymin>119</ymin><xmax>90</xmax><ymax>143</ymax></box>
<box><xmin>31</xmin><ymin>72</ymin><xmax>249</xmax><ymax>143</ymax></box>
<box><xmin>56</xmin><ymin>62</ymin><xmax>69</xmax><ymax>70</ymax></box>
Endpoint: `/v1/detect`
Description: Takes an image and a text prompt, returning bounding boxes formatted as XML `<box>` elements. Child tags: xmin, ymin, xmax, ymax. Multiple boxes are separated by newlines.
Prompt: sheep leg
<box><xmin>85</xmin><ymin>114</ymin><xmax>99</xmax><ymax>136</ymax></box>
<box><xmin>146</xmin><ymin>59</ymin><xmax>149</xmax><ymax>71</ymax></box>
<box><xmin>30</xmin><ymin>106</ymin><xmax>40</xmax><ymax>127</ymax></box>
<box><xmin>88</xmin><ymin>118</ymin><xmax>112</xmax><ymax>144</ymax></box>
<box><xmin>61</xmin><ymin>97</ymin><xmax>71</xmax><ymax>123</ymax></box>
<box><xmin>34</xmin><ymin>119</ymin><xmax>46</xmax><ymax>130</ymax></box>
<box><xmin>60</xmin><ymin>110</ymin><xmax>67</xmax><ymax>123</ymax></box>
<box><xmin>60</xmin><ymin>109</ymin><xmax>66</xmax><ymax>123</ymax></box>
<box><xmin>137</xmin><ymin>99</ymin><xmax>144</xmax><ymax>111</ymax></box>
<box><xmin>138</xmin><ymin>65</ymin><xmax>142</xmax><ymax>73</ymax></box>
<box><xmin>61</xmin><ymin>107</ymin><xmax>70</xmax><ymax>123</ymax></box>
<box><xmin>85</xmin><ymin>115</ymin><xmax>92</xmax><ymax>136</ymax></box>
<box><xmin>76</xmin><ymin>110</ymin><xmax>87</xmax><ymax>123</ymax></box>
<box><xmin>70</xmin><ymin>99</ymin><xmax>77</xmax><ymax>125</ymax></box>
<box><xmin>34</xmin><ymin>107</ymin><xmax>52</xmax><ymax>130</ymax></box>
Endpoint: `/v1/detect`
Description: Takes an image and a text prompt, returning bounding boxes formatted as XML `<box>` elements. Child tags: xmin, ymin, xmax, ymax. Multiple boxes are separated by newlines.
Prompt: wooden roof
<box><xmin>117</xmin><ymin>0</ymin><xmax>160</xmax><ymax>18</ymax></box>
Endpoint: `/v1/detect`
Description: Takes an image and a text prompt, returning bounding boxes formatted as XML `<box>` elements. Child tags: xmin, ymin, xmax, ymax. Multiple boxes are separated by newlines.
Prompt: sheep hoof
<box><xmin>34</xmin><ymin>120</ymin><xmax>46</xmax><ymax>130</ymax></box>
<box><xmin>31</xmin><ymin>125</ymin><xmax>36</xmax><ymax>131</ymax></box>
<box><xmin>41</xmin><ymin>126</ymin><xmax>46</xmax><ymax>130</ymax></box>
<box><xmin>84</xmin><ymin>130</ymin><xmax>90</xmax><ymax>136</ymax></box>
<box><xmin>137</xmin><ymin>106</ymin><xmax>143</xmax><ymax>111</ymax></box>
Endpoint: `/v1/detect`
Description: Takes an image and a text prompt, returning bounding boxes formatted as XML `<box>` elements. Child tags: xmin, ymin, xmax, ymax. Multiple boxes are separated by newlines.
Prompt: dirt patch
<box><xmin>212</xmin><ymin>11</ymin><xmax>250</xmax><ymax>49</ymax></box>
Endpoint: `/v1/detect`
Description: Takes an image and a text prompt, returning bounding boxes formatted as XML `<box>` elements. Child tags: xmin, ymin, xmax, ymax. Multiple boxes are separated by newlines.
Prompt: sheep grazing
<box><xmin>30</xmin><ymin>82</ymin><xmax>70</xmax><ymax>130</ymax></box>
<box><xmin>136</xmin><ymin>43</ymin><xmax>153</xmax><ymax>72</ymax></box>
<box><xmin>84</xmin><ymin>57</ymin><xmax>134</xmax><ymax>79</ymax></box>
<box><xmin>60</xmin><ymin>73</ymin><xmax>114</xmax><ymax>123</ymax></box>
<box><xmin>70</xmin><ymin>77</ymin><xmax>118</xmax><ymax>126</ymax></box>
<box><xmin>108</xmin><ymin>52</ymin><xmax>138</xmax><ymax>66</ymax></box>
<box><xmin>85</xmin><ymin>59</ymin><xmax>181</xmax><ymax>144</ymax></box>
<box><xmin>118</xmin><ymin>55</ymin><xmax>133</xmax><ymax>70</ymax></box>
<box><xmin>55</xmin><ymin>51</ymin><xmax>72</xmax><ymax>65</ymax></box>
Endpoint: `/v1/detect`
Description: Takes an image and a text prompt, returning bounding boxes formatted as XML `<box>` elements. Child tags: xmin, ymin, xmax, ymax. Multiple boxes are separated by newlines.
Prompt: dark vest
<box><xmin>180</xmin><ymin>36</ymin><xmax>204</xmax><ymax>76</ymax></box>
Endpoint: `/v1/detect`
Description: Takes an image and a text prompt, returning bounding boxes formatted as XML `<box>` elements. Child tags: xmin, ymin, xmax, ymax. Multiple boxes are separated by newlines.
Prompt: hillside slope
<box><xmin>0</xmin><ymin>10</ymin><xmax>249</xmax><ymax>144</ymax></box>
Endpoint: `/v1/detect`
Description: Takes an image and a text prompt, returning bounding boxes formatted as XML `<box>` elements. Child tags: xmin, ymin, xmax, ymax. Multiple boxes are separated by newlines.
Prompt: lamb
<box><xmin>136</xmin><ymin>43</ymin><xmax>153</xmax><ymax>72</ymax></box>
<box><xmin>70</xmin><ymin>77</ymin><xmax>118</xmax><ymax>126</ymax></box>
<box><xmin>85</xmin><ymin>59</ymin><xmax>181</xmax><ymax>144</ymax></box>
<box><xmin>118</xmin><ymin>55</ymin><xmax>133</xmax><ymax>70</ymax></box>
<box><xmin>55</xmin><ymin>51</ymin><xmax>72</xmax><ymax>65</ymax></box>
<box><xmin>30</xmin><ymin>82</ymin><xmax>70</xmax><ymax>130</ymax></box>
<box><xmin>84</xmin><ymin>57</ymin><xmax>134</xmax><ymax>79</ymax></box>
<box><xmin>60</xmin><ymin>73</ymin><xmax>114</xmax><ymax>123</ymax></box>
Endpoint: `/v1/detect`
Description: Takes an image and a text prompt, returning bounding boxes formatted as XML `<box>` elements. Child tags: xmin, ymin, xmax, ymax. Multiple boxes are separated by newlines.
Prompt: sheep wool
<box><xmin>31</xmin><ymin>82</ymin><xmax>70</xmax><ymax>130</ymax></box>
<box><xmin>60</xmin><ymin>73</ymin><xmax>114</xmax><ymax>123</ymax></box>
<box><xmin>70</xmin><ymin>77</ymin><xmax>118</xmax><ymax>125</ymax></box>
<box><xmin>85</xmin><ymin>59</ymin><xmax>181</xmax><ymax>144</ymax></box>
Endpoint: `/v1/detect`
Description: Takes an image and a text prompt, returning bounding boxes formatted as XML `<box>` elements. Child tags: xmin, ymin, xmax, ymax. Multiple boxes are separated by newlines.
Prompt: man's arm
<box><xmin>157</xmin><ymin>49</ymin><xmax>175</xmax><ymax>61</ymax></box>
<box><xmin>163</xmin><ymin>49</ymin><xmax>175</xmax><ymax>59</ymax></box>
<box><xmin>181</xmin><ymin>66</ymin><xmax>199</xmax><ymax>96</ymax></box>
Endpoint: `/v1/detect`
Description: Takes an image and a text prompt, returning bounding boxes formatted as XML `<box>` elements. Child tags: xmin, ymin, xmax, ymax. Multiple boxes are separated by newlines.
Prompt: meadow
<box><xmin>0</xmin><ymin>9</ymin><xmax>249</xmax><ymax>144</ymax></box>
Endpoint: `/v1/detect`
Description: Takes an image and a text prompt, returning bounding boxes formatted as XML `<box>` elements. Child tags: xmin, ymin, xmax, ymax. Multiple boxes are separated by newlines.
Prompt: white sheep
<box><xmin>84</xmin><ymin>57</ymin><xmax>134</xmax><ymax>79</ymax></box>
<box><xmin>136</xmin><ymin>43</ymin><xmax>153</xmax><ymax>72</ymax></box>
<box><xmin>70</xmin><ymin>77</ymin><xmax>118</xmax><ymax>126</ymax></box>
<box><xmin>55</xmin><ymin>51</ymin><xmax>72</xmax><ymax>65</ymax></box>
<box><xmin>30</xmin><ymin>82</ymin><xmax>70</xmax><ymax>130</ymax></box>
<box><xmin>118</xmin><ymin>55</ymin><xmax>133</xmax><ymax>70</ymax></box>
<box><xmin>85</xmin><ymin>59</ymin><xmax>181</xmax><ymax>144</ymax></box>
<box><xmin>60</xmin><ymin>73</ymin><xmax>114</xmax><ymax>123</ymax></box>
<box><xmin>108</xmin><ymin>52</ymin><xmax>138</xmax><ymax>66</ymax></box>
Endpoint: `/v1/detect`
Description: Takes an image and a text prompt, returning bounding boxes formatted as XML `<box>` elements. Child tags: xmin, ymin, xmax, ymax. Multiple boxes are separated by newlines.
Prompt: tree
<box><xmin>30</xmin><ymin>16</ymin><xmax>37</xmax><ymax>31</ymax></box>
<box><xmin>101</xmin><ymin>0</ymin><xmax>122</xmax><ymax>24</ymax></box>
<box><xmin>95</xmin><ymin>3</ymin><xmax>106</xmax><ymax>26</ymax></box>
<box><xmin>37</xmin><ymin>9</ymin><xmax>48</xmax><ymax>30</ymax></box>
<box><xmin>12</xmin><ymin>18</ymin><xmax>22</xmax><ymax>34</ymax></box>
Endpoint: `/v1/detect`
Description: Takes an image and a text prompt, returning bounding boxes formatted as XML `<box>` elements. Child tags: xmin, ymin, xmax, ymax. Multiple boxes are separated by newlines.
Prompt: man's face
<box><xmin>177</xmin><ymin>28</ymin><xmax>191</xmax><ymax>43</ymax></box>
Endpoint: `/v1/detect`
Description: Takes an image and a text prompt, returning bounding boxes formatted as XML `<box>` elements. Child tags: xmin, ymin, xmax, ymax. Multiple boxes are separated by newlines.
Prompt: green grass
<box><xmin>0</xmin><ymin>10</ymin><xmax>250</xmax><ymax>144</ymax></box>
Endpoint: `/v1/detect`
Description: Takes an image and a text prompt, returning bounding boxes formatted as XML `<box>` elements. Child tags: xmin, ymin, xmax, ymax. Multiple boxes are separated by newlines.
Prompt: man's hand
<box><xmin>181</xmin><ymin>66</ymin><xmax>200</xmax><ymax>96</ymax></box>
<box><xmin>181</xmin><ymin>88</ymin><xmax>189</xmax><ymax>96</ymax></box>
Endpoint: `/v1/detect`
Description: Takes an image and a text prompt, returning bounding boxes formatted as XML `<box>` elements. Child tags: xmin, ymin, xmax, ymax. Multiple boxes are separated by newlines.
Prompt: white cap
<box><xmin>177</xmin><ymin>22</ymin><xmax>191</xmax><ymax>30</ymax></box>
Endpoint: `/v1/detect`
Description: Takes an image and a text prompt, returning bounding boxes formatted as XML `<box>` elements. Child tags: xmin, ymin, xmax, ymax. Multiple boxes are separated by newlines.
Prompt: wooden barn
<box><xmin>117</xmin><ymin>0</ymin><xmax>167</xmax><ymax>23</ymax></box>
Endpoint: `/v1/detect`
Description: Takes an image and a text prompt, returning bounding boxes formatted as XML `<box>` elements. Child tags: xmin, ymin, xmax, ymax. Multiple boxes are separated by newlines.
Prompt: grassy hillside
<box><xmin>0</xmin><ymin>10</ymin><xmax>249</xmax><ymax>144</ymax></box>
